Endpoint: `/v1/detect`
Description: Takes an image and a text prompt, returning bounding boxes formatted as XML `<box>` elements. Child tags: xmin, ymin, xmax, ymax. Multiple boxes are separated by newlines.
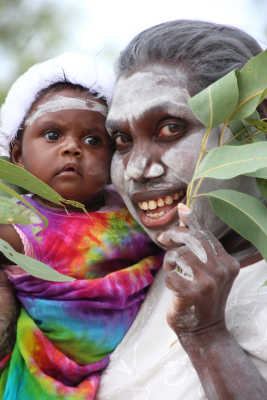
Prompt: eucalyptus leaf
<box><xmin>256</xmin><ymin>178</ymin><xmax>267</xmax><ymax>203</ymax></box>
<box><xmin>0</xmin><ymin>181</ymin><xmax>47</xmax><ymax>228</ymax></box>
<box><xmin>204</xmin><ymin>189</ymin><xmax>267</xmax><ymax>260</ymax></box>
<box><xmin>194</xmin><ymin>142</ymin><xmax>267</xmax><ymax>180</ymax></box>
<box><xmin>0</xmin><ymin>238</ymin><xmax>74</xmax><ymax>282</ymax></box>
<box><xmin>0</xmin><ymin>157</ymin><xmax>27</xmax><ymax>197</ymax></box>
<box><xmin>228</xmin><ymin>119</ymin><xmax>257</xmax><ymax>144</ymax></box>
<box><xmin>246</xmin><ymin>118</ymin><xmax>267</xmax><ymax>133</ymax></box>
<box><xmin>0</xmin><ymin>180</ymin><xmax>27</xmax><ymax>197</ymax></box>
<box><xmin>246</xmin><ymin>168</ymin><xmax>267</xmax><ymax>179</ymax></box>
<box><xmin>0</xmin><ymin>159</ymin><xmax>87</xmax><ymax>213</ymax></box>
<box><xmin>0</xmin><ymin>159</ymin><xmax>64</xmax><ymax>203</ymax></box>
<box><xmin>189</xmin><ymin>69</ymin><xmax>239</xmax><ymax>128</ymax></box>
<box><xmin>233</xmin><ymin>50</ymin><xmax>267</xmax><ymax>120</ymax></box>
<box><xmin>0</xmin><ymin>196</ymin><xmax>40</xmax><ymax>225</ymax></box>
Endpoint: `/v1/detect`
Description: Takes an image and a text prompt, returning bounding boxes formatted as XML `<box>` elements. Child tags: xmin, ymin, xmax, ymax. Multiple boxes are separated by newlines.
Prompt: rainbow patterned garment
<box><xmin>0</xmin><ymin>196</ymin><xmax>162</xmax><ymax>399</ymax></box>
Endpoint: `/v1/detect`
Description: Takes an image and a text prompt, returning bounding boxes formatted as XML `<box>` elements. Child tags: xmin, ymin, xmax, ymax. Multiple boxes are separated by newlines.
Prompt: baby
<box><xmin>0</xmin><ymin>53</ymin><xmax>162</xmax><ymax>399</ymax></box>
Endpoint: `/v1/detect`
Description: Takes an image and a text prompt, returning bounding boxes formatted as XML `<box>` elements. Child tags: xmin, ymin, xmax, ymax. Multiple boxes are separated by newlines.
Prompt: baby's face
<box><xmin>12</xmin><ymin>88</ymin><xmax>113</xmax><ymax>209</ymax></box>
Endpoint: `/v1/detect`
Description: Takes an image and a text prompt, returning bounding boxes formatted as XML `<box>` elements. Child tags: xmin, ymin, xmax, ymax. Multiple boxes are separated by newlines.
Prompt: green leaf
<box><xmin>0</xmin><ymin>180</ymin><xmax>27</xmax><ymax>197</ymax></box>
<box><xmin>247</xmin><ymin>169</ymin><xmax>267</xmax><ymax>179</ymax></box>
<box><xmin>246</xmin><ymin>118</ymin><xmax>267</xmax><ymax>133</ymax></box>
<box><xmin>233</xmin><ymin>50</ymin><xmax>267</xmax><ymax>120</ymax></box>
<box><xmin>189</xmin><ymin>69</ymin><xmax>239</xmax><ymax>128</ymax></box>
<box><xmin>0</xmin><ymin>157</ymin><xmax>27</xmax><ymax>197</ymax></box>
<box><xmin>0</xmin><ymin>196</ymin><xmax>40</xmax><ymax>225</ymax></box>
<box><xmin>0</xmin><ymin>181</ymin><xmax>47</xmax><ymax>228</ymax></box>
<box><xmin>0</xmin><ymin>159</ymin><xmax>63</xmax><ymax>203</ymax></box>
<box><xmin>228</xmin><ymin>119</ymin><xmax>257</xmax><ymax>144</ymax></box>
<box><xmin>0</xmin><ymin>159</ymin><xmax>87</xmax><ymax>213</ymax></box>
<box><xmin>0</xmin><ymin>238</ymin><xmax>74</xmax><ymax>282</ymax></box>
<box><xmin>204</xmin><ymin>189</ymin><xmax>267</xmax><ymax>260</ymax></box>
<box><xmin>194</xmin><ymin>142</ymin><xmax>267</xmax><ymax>180</ymax></box>
<box><xmin>256</xmin><ymin>178</ymin><xmax>267</xmax><ymax>203</ymax></box>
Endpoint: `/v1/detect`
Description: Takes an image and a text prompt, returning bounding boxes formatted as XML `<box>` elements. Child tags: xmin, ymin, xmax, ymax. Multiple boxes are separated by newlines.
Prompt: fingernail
<box><xmin>178</xmin><ymin>203</ymin><xmax>191</xmax><ymax>214</ymax></box>
<box><xmin>157</xmin><ymin>233</ymin><xmax>164</xmax><ymax>243</ymax></box>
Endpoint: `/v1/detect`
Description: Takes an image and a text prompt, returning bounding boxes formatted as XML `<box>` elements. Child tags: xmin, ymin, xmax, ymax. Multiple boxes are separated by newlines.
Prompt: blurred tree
<box><xmin>0</xmin><ymin>0</ymin><xmax>78</xmax><ymax>104</ymax></box>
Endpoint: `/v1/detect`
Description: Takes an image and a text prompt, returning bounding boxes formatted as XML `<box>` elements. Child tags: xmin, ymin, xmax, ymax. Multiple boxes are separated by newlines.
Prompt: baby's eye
<box><xmin>83</xmin><ymin>136</ymin><xmax>102</xmax><ymax>146</ymax></box>
<box><xmin>158</xmin><ymin>120</ymin><xmax>187</xmax><ymax>141</ymax></box>
<box><xmin>44</xmin><ymin>131</ymin><xmax>61</xmax><ymax>141</ymax></box>
<box><xmin>113</xmin><ymin>133</ymin><xmax>132</xmax><ymax>152</ymax></box>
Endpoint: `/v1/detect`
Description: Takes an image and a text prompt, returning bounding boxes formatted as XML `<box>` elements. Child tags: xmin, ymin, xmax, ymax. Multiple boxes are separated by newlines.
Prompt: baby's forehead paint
<box><xmin>25</xmin><ymin>95</ymin><xmax>107</xmax><ymax>126</ymax></box>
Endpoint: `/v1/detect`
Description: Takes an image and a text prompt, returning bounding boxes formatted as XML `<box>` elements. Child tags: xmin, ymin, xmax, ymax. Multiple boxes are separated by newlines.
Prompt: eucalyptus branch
<box><xmin>188</xmin><ymin>90</ymin><xmax>266</xmax><ymax>208</ymax></box>
<box><xmin>219</xmin><ymin>89</ymin><xmax>264</xmax><ymax>146</ymax></box>
<box><xmin>223</xmin><ymin>127</ymin><xmax>251</xmax><ymax>145</ymax></box>
<box><xmin>186</xmin><ymin>125</ymin><xmax>212</xmax><ymax>208</ymax></box>
<box><xmin>187</xmin><ymin>88</ymin><xmax>214</xmax><ymax>208</ymax></box>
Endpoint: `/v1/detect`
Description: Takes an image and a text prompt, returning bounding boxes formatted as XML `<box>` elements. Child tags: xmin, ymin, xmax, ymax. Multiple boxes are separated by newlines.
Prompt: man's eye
<box><xmin>113</xmin><ymin>133</ymin><xmax>132</xmax><ymax>152</ymax></box>
<box><xmin>44</xmin><ymin>131</ymin><xmax>61</xmax><ymax>141</ymax></box>
<box><xmin>83</xmin><ymin>136</ymin><xmax>101</xmax><ymax>146</ymax></box>
<box><xmin>158</xmin><ymin>121</ymin><xmax>187</xmax><ymax>141</ymax></box>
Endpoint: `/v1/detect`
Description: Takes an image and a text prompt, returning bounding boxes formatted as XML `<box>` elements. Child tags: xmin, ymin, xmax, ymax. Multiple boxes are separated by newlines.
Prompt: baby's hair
<box><xmin>9</xmin><ymin>80</ymin><xmax>108</xmax><ymax>154</ymax></box>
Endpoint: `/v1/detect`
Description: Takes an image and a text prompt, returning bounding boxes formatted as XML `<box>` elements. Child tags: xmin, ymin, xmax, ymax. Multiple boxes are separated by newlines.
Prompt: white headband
<box><xmin>0</xmin><ymin>52</ymin><xmax>115</xmax><ymax>155</ymax></box>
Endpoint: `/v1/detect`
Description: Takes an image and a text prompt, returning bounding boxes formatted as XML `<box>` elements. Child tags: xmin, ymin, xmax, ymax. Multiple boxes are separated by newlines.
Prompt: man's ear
<box><xmin>11</xmin><ymin>140</ymin><xmax>24</xmax><ymax>168</ymax></box>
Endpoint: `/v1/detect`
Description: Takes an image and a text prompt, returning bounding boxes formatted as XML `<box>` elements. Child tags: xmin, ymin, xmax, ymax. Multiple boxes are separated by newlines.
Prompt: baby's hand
<box><xmin>157</xmin><ymin>204</ymin><xmax>240</xmax><ymax>335</ymax></box>
<box><xmin>0</xmin><ymin>269</ymin><xmax>19</xmax><ymax>358</ymax></box>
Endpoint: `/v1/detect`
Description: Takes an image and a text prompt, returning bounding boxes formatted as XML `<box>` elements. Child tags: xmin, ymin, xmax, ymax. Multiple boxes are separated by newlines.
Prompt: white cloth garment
<box><xmin>96</xmin><ymin>259</ymin><xmax>267</xmax><ymax>400</ymax></box>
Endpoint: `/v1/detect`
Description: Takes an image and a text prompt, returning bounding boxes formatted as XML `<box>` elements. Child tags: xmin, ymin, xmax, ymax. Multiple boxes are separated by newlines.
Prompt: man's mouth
<box><xmin>135</xmin><ymin>189</ymin><xmax>186</xmax><ymax>228</ymax></box>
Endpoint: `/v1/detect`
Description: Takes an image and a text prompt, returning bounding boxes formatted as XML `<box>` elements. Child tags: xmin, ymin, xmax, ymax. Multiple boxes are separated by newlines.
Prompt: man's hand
<box><xmin>157</xmin><ymin>203</ymin><xmax>240</xmax><ymax>335</ymax></box>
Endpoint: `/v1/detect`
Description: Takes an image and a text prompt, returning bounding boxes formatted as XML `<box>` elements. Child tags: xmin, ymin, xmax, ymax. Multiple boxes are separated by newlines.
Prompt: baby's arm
<box><xmin>0</xmin><ymin>224</ymin><xmax>23</xmax><ymax>359</ymax></box>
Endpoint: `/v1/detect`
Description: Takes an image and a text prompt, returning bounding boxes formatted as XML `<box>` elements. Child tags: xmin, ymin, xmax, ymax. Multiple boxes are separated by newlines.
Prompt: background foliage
<box><xmin>0</xmin><ymin>0</ymin><xmax>79</xmax><ymax>104</ymax></box>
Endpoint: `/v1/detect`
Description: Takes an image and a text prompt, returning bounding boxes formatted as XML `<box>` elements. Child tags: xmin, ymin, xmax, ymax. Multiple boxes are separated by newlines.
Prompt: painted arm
<box><xmin>158</xmin><ymin>204</ymin><xmax>267</xmax><ymax>400</ymax></box>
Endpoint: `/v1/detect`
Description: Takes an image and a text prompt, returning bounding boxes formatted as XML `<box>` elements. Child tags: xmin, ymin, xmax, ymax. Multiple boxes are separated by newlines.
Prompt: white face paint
<box><xmin>25</xmin><ymin>95</ymin><xmax>107</xmax><ymax>127</ymax></box>
<box><xmin>108</xmin><ymin>64</ymin><xmax>259</xmax><ymax>244</ymax></box>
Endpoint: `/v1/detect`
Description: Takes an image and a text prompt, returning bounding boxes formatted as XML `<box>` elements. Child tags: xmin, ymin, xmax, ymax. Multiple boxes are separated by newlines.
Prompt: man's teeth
<box><xmin>138</xmin><ymin>191</ymin><xmax>183</xmax><ymax>211</ymax></box>
<box><xmin>147</xmin><ymin>211</ymin><xmax>165</xmax><ymax>218</ymax></box>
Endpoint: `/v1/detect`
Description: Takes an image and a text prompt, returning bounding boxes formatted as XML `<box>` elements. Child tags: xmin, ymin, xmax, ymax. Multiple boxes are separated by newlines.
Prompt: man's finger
<box><xmin>157</xmin><ymin>229</ymin><xmax>207</xmax><ymax>263</ymax></box>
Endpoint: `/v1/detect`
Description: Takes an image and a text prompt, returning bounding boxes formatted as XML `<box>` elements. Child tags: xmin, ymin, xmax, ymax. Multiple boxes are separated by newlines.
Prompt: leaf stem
<box><xmin>187</xmin><ymin>87</ymin><xmax>213</xmax><ymax>207</ymax></box>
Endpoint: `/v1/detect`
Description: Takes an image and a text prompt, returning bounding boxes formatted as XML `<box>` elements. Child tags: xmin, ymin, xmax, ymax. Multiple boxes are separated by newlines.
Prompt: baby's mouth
<box><xmin>57</xmin><ymin>163</ymin><xmax>81</xmax><ymax>176</ymax></box>
<box><xmin>136</xmin><ymin>189</ymin><xmax>186</xmax><ymax>228</ymax></box>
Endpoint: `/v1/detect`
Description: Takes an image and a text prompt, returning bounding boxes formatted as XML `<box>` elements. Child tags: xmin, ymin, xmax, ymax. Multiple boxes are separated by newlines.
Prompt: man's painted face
<box><xmin>107</xmin><ymin>64</ymin><xmax>249</xmax><ymax>243</ymax></box>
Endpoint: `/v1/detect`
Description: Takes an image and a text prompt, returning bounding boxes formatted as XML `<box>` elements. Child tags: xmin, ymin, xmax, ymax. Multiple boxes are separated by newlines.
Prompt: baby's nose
<box><xmin>62</xmin><ymin>137</ymin><xmax>81</xmax><ymax>156</ymax></box>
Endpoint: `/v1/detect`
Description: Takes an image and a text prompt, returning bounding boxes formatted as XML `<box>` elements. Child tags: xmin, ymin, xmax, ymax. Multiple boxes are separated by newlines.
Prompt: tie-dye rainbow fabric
<box><xmin>0</xmin><ymin>196</ymin><xmax>162</xmax><ymax>399</ymax></box>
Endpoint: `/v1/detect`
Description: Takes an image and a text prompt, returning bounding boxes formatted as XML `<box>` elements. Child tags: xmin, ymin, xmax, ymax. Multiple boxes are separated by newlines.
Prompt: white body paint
<box><xmin>108</xmin><ymin>65</ymin><xmax>260</xmax><ymax>243</ymax></box>
<box><xmin>25</xmin><ymin>95</ymin><xmax>107</xmax><ymax>126</ymax></box>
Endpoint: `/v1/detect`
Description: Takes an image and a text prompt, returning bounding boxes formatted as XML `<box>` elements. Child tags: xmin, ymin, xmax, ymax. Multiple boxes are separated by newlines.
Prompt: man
<box><xmin>99</xmin><ymin>20</ymin><xmax>267</xmax><ymax>399</ymax></box>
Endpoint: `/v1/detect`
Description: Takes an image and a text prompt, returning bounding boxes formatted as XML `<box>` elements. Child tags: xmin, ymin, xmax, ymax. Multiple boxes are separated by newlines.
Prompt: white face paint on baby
<box><xmin>25</xmin><ymin>95</ymin><xmax>107</xmax><ymax>127</ymax></box>
<box><xmin>108</xmin><ymin>64</ymin><xmax>258</xmax><ymax>244</ymax></box>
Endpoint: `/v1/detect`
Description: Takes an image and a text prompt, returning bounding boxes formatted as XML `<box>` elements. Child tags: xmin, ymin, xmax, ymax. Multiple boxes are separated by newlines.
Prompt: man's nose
<box><xmin>124</xmin><ymin>146</ymin><xmax>165</xmax><ymax>181</ymax></box>
<box><xmin>61</xmin><ymin>136</ymin><xmax>81</xmax><ymax>157</ymax></box>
